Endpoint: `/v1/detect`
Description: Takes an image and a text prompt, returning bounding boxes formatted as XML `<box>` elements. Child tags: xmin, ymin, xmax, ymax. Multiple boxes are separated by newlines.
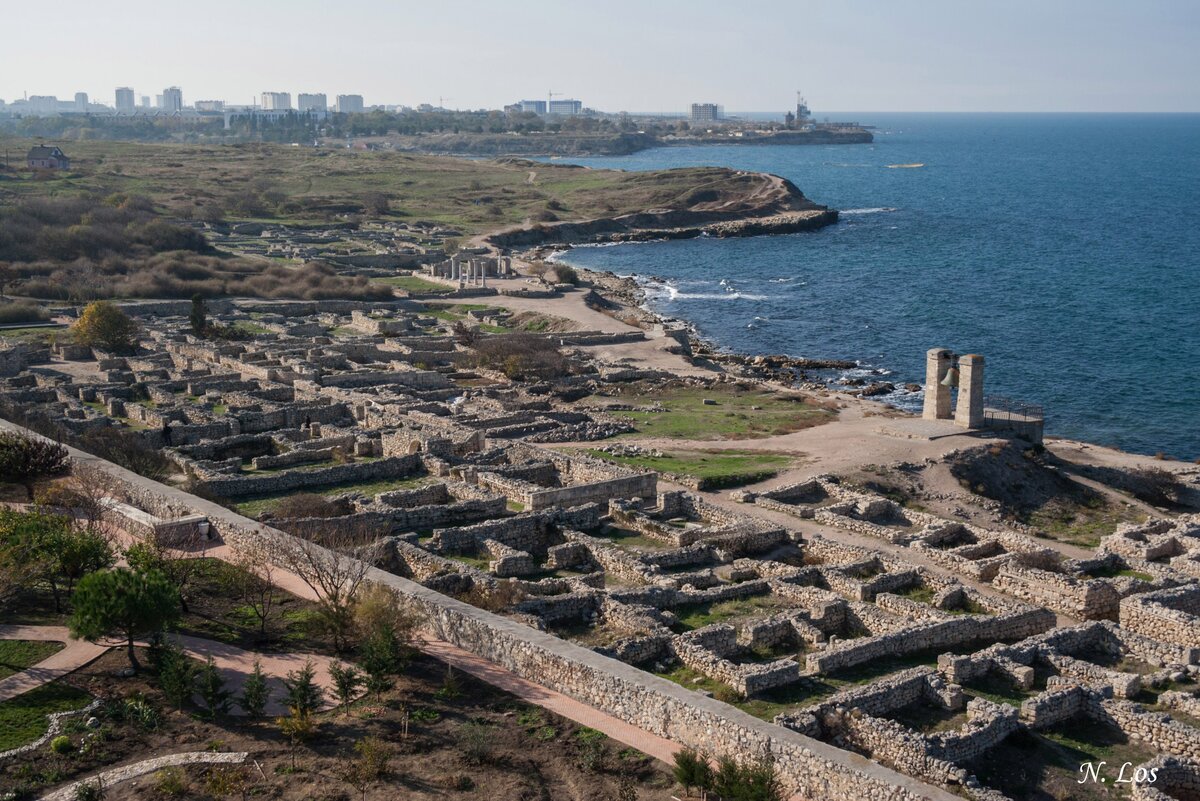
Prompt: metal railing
<box><xmin>982</xmin><ymin>394</ymin><xmax>1044</xmax><ymax>425</ymax></box>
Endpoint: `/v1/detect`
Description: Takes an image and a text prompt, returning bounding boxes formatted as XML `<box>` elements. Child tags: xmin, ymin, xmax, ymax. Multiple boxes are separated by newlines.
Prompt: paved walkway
<box><xmin>419</xmin><ymin>636</ymin><xmax>681</xmax><ymax>765</ymax></box>
<box><xmin>0</xmin><ymin>626</ymin><xmax>107</xmax><ymax>703</ymax></box>
<box><xmin>0</xmin><ymin>625</ymin><xmax>339</xmax><ymax>715</ymax></box>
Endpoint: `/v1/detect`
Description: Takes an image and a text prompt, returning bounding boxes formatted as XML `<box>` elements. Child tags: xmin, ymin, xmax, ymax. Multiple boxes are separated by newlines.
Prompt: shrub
<box><xmin>73</xmin><ymin>780</ymin><xmax>104</xmax><ymax>801</ymax></box>
<box><xmin>455</xmin><ymin>722</ymin><xmax>493</xmax><ymax>765</ymax></box>
<box><xmin>197</xmin><ymin>656</ymin><xmax>232</xmax><ymax>720</ymax></box>
<box><xmin>0</xmin><ymin>302</ymin><xmax>48</xmax><ymax>324</ymax></box>
<box><xmin>152</xmin><ymin>767</ymin><xmax>189</xmax><ymax>797</ymax></box>
<box><xmin>50</xmin><ymin>735</ymin><xmax>74</xmax><ymax>754</ymax></box>
<box><xmin>471</xmin><ymin>332</ymin><xmax>570</xmax><ymax>380</ymax></box>
<box><xmin>121</xmin><ymin>694</ymin><xmax>162</xmax><ymax>731</ymax></box>
<box><xmin>268</xmin><ymin>493</ymin><xmax>349</xmax><ymax>520</ymax></box>
<box><xmin>153</xmin><ymin>643</ymin><xmax>198</xmax><ymax>712</ymax></box>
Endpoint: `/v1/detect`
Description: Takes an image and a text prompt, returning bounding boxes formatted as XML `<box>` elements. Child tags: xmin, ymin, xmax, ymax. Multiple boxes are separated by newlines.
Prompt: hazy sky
<box><xmin>4</xmin><ymin>0</ymin><xmax>1198</xmax><ymax>112</ymax></box>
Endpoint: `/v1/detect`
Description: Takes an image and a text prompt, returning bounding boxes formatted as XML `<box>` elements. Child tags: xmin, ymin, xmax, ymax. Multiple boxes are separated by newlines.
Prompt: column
<box><xmin>954</xmin><ymin>354</ymin><xmax>985</xmax><ymax>428</ymax></box>
<box><xmin>922</xmin><ymin>348</ymin><xmax>953</xmax><ymax>420</ymax></box>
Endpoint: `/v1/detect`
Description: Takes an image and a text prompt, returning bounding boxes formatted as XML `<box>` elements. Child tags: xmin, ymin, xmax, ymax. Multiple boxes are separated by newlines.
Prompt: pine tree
<box><xmin>281</xmin><ymin>658</ymin><xmax>323</xmax><ymax>717</ymax></box>
<box><xmin>328</xmin><ymin>661</ymin><xmax>364</xmax><ymax>712</ymax></box>
<box><xmin>240</xmin><ymin>658</ymin><xmax>270</xmax><ymax>719</ymax></box>
<box><xmin>197</xmin><ymin>656</ymin><xmax>232</xmax><ymax>720</ymax></box>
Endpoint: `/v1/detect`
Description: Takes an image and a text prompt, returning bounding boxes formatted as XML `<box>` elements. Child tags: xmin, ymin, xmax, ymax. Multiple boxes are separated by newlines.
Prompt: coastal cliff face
<box><xmin>488</xmin><ymin>172</ymin><xmax>838</xmax><ymax>247</ymax></box>
<box><xmin>396</xmin><ymin>128</ymin><xmax>871</xmax><ymax>157</ymax></box>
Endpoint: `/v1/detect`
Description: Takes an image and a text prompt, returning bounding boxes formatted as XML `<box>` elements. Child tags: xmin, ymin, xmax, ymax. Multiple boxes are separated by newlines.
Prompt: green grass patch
<box><xmin>0</xmin><ymin>640</ymin><xmax>64</xmax><ymax>680</ymax></box>
<box><xmin>0</xmin><ymin>682</ymin><xmax>93</xmax><ymax>751</ymax></box>
<box><xmin>595</xmin><ymin>382</ymin><xmax>834</xmax><ymax>441</ymax></box>
<box><xmin>672</xmin><ymin>595</ymin><xmax>792</xmax><ymax>632</ymax></box>
<box><xmin>587</xmin><ymin>448</ymin><xmax>792</xmax><ymax>488</ymax></box>
<box><xmin>376</xmin><ymin>275</ymin><xmax>455</xmax><ymax>294</ymax></box>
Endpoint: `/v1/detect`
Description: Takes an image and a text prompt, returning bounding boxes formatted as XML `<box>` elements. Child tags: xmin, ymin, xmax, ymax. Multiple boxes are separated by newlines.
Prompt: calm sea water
<box><xmin>551</xmin><ymin>114</ymin><xmax>1200</xmax><ymax>459</ymax></box>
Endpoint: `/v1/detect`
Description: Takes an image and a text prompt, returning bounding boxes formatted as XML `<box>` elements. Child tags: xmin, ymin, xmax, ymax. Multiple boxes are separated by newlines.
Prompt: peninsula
<box><xmin>1</xmin><ymin>138</ymin><xmax>1198</xmax><ymax>801</ymax></box>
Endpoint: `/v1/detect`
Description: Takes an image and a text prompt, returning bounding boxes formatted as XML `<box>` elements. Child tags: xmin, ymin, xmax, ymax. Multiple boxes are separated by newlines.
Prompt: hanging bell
<box><xmin>940</xmin><ymin>367</ymin><xmax>960</xmax><ymax>387</ymax></box>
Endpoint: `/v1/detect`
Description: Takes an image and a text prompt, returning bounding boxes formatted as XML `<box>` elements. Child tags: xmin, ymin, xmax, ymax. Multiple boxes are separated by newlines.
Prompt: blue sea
<box><xmin>550</xmin><ymin>114</ymin><xmax>1200</xmax><ymax>460</ymax></box>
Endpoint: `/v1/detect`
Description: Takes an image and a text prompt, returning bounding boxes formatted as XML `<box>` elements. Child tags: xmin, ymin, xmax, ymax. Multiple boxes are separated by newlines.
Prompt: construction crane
<box><xmin>437</xmin><ymin>96</ymin><xmax>452</xmax><ymax>111</ymax></box>
<box><xmin>547</xmin><ymin>90</ymin><xmax>561</xmax><ymax>113</ymax></box>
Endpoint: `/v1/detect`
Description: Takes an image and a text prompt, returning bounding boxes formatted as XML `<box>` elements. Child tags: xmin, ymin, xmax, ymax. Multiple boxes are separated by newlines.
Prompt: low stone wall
<box><xmin>198</xmin><ymin>454</ymin><xmax>421</xmax><ymax>498</ymax></box>
<box><xmin>1121</xmin><ymin>585</ymin><xmax>1200</xmax><ymax>647</ymax></box>
<box><xmin>993</xmin><ymin>564</ymin><xmax>1121</xmax><ymax>620</ymax></box>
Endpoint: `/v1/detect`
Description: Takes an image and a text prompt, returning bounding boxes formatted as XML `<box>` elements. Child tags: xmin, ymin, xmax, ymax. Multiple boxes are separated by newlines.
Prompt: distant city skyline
<box><xmin>2</xmin><ymin>0</ymin><xmax>1198</xmax><ymax>113</ymax></box>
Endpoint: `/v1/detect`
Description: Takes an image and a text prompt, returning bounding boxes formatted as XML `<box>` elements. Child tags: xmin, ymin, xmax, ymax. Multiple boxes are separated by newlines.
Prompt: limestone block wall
<box><xmin>198</xmin><ymin>454</ymin><xmax>421</xmax><ymax>498</ymax></box>
<box><xmin>1096</xmin><ymin>698</ymin><xmax>1200</xmax><ymax>759</ymax></box>
<box><xmin>805</xmin><ymin>606</ymin><xmax>1055</xmax><ymax>675</ymax></box>
<box><xmin>993</xmin><ymin>564</ymin><xmax>1122</xmax><ymax>620</ymax></box>
<box><xmin>1121</xmin><ymin>585</ymin><xmax>1200</xmax><ymax>647</ymax></box>
<box><xmin>1129</xmin><ymin>755</ymin><xmax>1200</xmax><ymax>801</ymax></box>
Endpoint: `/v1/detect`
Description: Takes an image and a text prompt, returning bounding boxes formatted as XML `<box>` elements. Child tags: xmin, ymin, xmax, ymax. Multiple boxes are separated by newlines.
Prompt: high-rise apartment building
<box><xmin>161</xmin><ymin>86</ymin><xmax>183</xmax><ymax>112</ymax></box>
<box><xmin>549</xmin><ymin>99</ymin><xmax>582</xmax><ymax>115</ymax></box>
<box><xmin>298</xmin><ymin>93</ymin><xmax>327</xmax><ymax>112</ymax></box>
<box><xmin>115</xmin><ymin>87</ymin><xmax>135</xmax><ymax>112</ymax></box>
<box><xmin>335</xmin><ymin>94</ymin><xmax>364</xmax><ymax>113</ymax></box>
<box><xmin>689</xmin><ymin>103</ymin><xmax>722</xmax><ymax>122</ymax></box>
<box><xmin>261</xmin><ymin>92</ymin><xmax>292</xmax><ymax>110</ymax></box>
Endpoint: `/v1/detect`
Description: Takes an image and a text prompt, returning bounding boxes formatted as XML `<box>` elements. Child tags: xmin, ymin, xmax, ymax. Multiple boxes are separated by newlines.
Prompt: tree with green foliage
<box><xmin>197</xmin><ymin>656</ymin><xmax>232</xmax><ymax>720</ymax></box>
<box><xmin>239</xmin><ymin>659</ymin><xmax>270</xmax><ymax>719</ymax></box>
<box><xmin>72</xmin><ymin>301</ymin><xmax>139</xmax><ymax>354</ymax></box>
<box><xmin>328</xmin><ymin>661</ymin><xmax>364</xmax><ymax>713</ymax></box>
<box><xmin>281</xmin><ymin>658</ymin><xmax>323</xmax><ymax>717</ymax></box>
<box><xmin>672</xmin><ymin>747</ymin><xmax>713</xmax><ymax>797</ymax></box>
<box><xmin>343</xmin><ymin>735</ymin><xmax>390</xmax><ymax>801</ymax></box>
<box><xmin>33</xmin><ymin>515</ymin><xmax>114</xmax><ymax>609</ymax></box>
<box><xmin>359</xmin><ymin>626</ymin><xmax>404</xmax><ymax>698</ymax></box>
<box><xmin>189</xmin><ymin>294</ymin><xmax>207</xmax><ymax>336</ymax></box>
<box><xmin>0</xmin><ymin>431</ymin><xmax>69</xmax><ymax>499</ymax></box>
<box><xmin>276</xmin><ymin>708</ymin><xmax>317</xmax><ymax>770</ymax></box>
<box><xmin>153</xmin><ymin>642</ymin><xmax>199</xmax><ymax>712</ymax></box>
<box><xmin>69</xmin><ymin>567</ymin><xmax>180</xmax><ymax>672</ymax></box>
<box><xmin>711</xmin><ymin>754</ymin><xmax>782</xmax><ymax>801</ymax></box>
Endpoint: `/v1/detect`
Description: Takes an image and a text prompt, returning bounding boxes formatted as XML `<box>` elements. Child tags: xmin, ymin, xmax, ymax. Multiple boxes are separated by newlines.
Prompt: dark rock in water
<box><xmin>842</xmin><ymin>377</ymin><xmax>865</xmax><ymax>387</ymax></box>
<box><xmin>904</xmin><ymin>383</ymin><xmax>922</xmax><ymax>393</ymax></box>
<box><xmin>860</xmin><ymin>382</ymin><xmax>896</xmax><ymax>397</ymax></box>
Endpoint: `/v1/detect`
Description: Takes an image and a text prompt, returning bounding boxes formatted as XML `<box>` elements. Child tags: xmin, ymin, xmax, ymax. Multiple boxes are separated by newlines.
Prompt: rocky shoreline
<box><xmin>563</xmin><ymin>265</ymin><xmax>910</xmax><ymax>396</ymax></box>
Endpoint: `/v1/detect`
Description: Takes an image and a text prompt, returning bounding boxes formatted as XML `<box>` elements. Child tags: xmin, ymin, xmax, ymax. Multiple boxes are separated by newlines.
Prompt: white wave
<box><xmin>841</xmin><ymin>207</ymin><xmax>898</xmax><ymax>216</ymax></box>
<box><xmin>671</xmin><ymin>290</ymin><xmax>767</xmax><ymax>302</ymax></box>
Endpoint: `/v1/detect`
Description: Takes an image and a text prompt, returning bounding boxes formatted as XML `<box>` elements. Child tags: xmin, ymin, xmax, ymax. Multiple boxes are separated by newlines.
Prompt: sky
<box><xmin>4</xmin><ymin>0</ymin><xmax>1198</xmax><ymax>113</ymax></box>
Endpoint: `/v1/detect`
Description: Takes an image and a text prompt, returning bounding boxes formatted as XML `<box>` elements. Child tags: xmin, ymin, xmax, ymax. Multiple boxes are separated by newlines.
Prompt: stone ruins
<box><xmin>3</xmin><ymin>302</ymin><xmax>1198</xmax><ymax>801</ymax></box>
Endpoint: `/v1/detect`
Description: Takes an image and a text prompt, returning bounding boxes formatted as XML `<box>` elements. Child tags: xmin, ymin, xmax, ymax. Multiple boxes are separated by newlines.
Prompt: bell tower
<box><xmin>923</xmin><ymin>348</ymin><xmax>986</xmax><ymax>429</ymax></box>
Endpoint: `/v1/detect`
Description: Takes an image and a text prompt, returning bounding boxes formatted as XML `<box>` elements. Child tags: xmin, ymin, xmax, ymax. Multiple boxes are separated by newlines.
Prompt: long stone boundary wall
<box><xmin>0</xmin><ymin>418</ymin><xmax>958</xmax><ymax>801</ymax></box>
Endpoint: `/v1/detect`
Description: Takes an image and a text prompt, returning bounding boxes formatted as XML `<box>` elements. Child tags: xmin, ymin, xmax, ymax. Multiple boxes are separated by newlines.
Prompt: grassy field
<box><xmin>0</xmin><ymin>682</ymin><xmax>93</xmax><ymax>751</ymax></box>
<box><xmin>592</xmin><ymin>382</ymin><xmax>834</xmax><ymax>441</ymax></box>
<box><xmin>0</xmin><ymin>640</ymin><xmax>64</xmax><ymax>680</ymax></box>
<box><xmin>376</xmin><ymin>275</ymin><xmax>456</xmax><ymax>293</ymax></box>
<box><xmin>0</xmin><ymin>137</ymin><xmax>779</xmax><ymax>236</ymax></box>
<box><xmin>586</xmin><ymin>448</ymin><xmax>793</xmax><ymax>488</ymax></box>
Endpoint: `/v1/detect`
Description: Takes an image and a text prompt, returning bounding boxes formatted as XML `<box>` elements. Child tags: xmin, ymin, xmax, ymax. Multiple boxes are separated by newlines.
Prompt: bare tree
<box><xmin>269</xmin><ymin>523</ymin><xmax>384</xmax><ymax>651</ymax></box>
<box><xmin>231</xmin><ymin>546</ymin><xmax>278</xmax><ymax>640</ymax></box>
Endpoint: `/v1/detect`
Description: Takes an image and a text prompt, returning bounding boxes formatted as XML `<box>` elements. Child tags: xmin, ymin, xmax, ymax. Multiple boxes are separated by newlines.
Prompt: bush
<box><xmin>50</xmin><ymin>734</ymin><xmax>74</xmax><ymax>754</ymax></box>
<box><xmin>471</xmin><ymin>333</ymin><xmax>570</xmax><ymax>380</ymax></box>
<box><xmin>672</xmin><ymin>747</ymin><xmax>712</xmax><ymax>796</ymax></box>
<box><xmin>0</xmin><ymin>302</ymin><xmax>48</xmax><ymax>324</ymax></box>
<box><xmin>455</xmin><ymin>722</ymin><xmax>494</xmax><ymax>765</ymax></box>
<box><xmin>152</xmin><ymin>767</ymin><xmax>189</xmax><ymax>797</ymax></box>
<box><xmin>268</xmin><ymin>493</ymin><xmax>350</xmax><ymax>520</ymax></box>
